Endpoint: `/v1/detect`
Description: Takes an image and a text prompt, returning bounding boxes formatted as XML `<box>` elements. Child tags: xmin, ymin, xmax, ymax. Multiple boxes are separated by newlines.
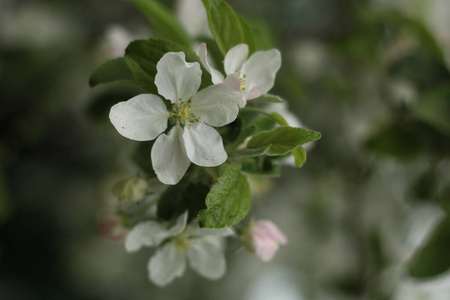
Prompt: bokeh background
<box><xmin>1</xmin><ymin>0</ymin><xmax>450</xmax><ymax>299</ymax></box>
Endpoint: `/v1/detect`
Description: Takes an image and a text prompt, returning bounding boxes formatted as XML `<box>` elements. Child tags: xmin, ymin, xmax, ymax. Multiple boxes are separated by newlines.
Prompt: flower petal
<box><xmin>252</xmin><ymin>233</ymin><xmax>279</xmax><ymax>261</ymax></box>
<box><xmin>109</xmin><ymin>94</ymin><xmax>169</xmax><ymax>141</ymax></box>
<box><xmin>155</xmin><ymin>52</ymin><xmax>201</xmax><ymax>103</ymax></box>
<box><xmin>166</xmin><ymin>211</ymin><xmax>188</xmax><ymax>237</ymax></box>
<box><xmin>222</xmin><ymin>74</ymin><xmax>241</xmax><ymax>91</ymax></box>
<box><xmin>148</xmin><ymin>242</ymin><xmax>186</xmax><ymax>286</ymax></box>
<box><xmin>182</xmin><ymin>122</ymin><xmax>227</xmax><ymax>167</ymax></box>
<box><xmin>240</xmin><ymin>49</ymin><xmax>281</xmax><ymax>96</ymax></box>
<box><xmin>198</xmin><ymin>43</ymin><xmax>224</xmax><ymax>84</ymax></box>
<box><xmin>254</xmin><ymin>221</ymin><xmax>287</xmax><ymax>244</ymax></box>
<box><xmin>224</xmin><ymin>43</ymin><xmax>249</xmax><ymax>76</ymax></box>
<box><xmin>242</xmin><ymin>83</ymin><xmax>263</xmax><ymax>103</ymax></box>
<box><xmin>124</xmin><ymin>221</ymin><xmax>171</xmax><ymax>252</ymax></box>
<box><xmin>190</xmin><ymin>83</ymin><xmax>241</xmax><ymax>127</ymax></box>
<box><xmin>151</xmin><ymin>125</ymin><xmax>191</xmax><ymax>185</ymax></box>
<box><xmin>187</xmin><ymin>238</ymin><xmax>227</xmax><ymax>279</ymax></box>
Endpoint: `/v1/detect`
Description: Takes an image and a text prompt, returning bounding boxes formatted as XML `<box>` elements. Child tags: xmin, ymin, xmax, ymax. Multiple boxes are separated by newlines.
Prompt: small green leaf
<box><xmin>125</xmin><ymin>0</ymin><xmax>192</xmax><ymax>48</ymax></box>
<box><xmin>89</xmin><ymin>58</ymin><xmax>135</xmax><ymax>87</ymax></box>
<box><xmin>201</xmin><ymin>0</ymin><xmax>256</xmax><ymax>55</ymax></box>
<box><xmin>292</xmin><ymin>146</ymin><xmax>307</xmax><ymax>168</ymax></box>
<box><xmin>250</xmin><ymin>94</ymin><xmax>286</xmax><ymax>104</ymax></box>
<box><xmin>125</xmin><ymin>39</ymin><xmax>212</xmax><ymax>93</ymax></box>
<box><xmin>112</xmin><ymin>177</ymin><xmax>148</xmax><ymax>203</ymax></box>
<box><xmin>247</xmin><ymin>126</ymin><xmax>321</xmax><ymax>156</ymax></box>
<box><xmin>197</xmin><ymin>165</ymin><xmax>250</xmax><ymax>228</ymax></box>
<box><xmin>229</xmin><ymin>146</ymin><xmax>270</xmax><ymax>158</ymax></box>
<box><xmin>408</xmin><ymin>216</ymin><xmax>450</xmax><ymax>278</ymax></box>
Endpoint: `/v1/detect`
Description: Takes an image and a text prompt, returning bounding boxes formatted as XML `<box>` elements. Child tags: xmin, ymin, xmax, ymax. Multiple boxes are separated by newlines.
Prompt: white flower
<box><xmin>198</xmin><ymin>43</ymin><xmax>282</xmax><ymax>106</ymax></box>
<box><xmin>242</xmin><ymin>220</ymin><xmax>287</xmax><ymax>261</ymax></box>
<box><xmin>125</xmin><ymin>212</ymin><xmax>233</xmax><ymax>286</ymax></box>
<box><xmin>109</xmin><ymin>52</ymin><xmax>242</xmax><ymax>185</ymax></box>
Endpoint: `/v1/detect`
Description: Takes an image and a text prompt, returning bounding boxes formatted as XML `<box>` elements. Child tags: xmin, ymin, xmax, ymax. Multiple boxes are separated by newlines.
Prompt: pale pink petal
<box><xmin>254</xmin><ymin>220</ymin><xmax>287</xmax><ymax>244</ymax></box>
<box><xmin>252</xmin><ymin>233</ymin><xmax>279</xmax><ymax>261</ymax></box>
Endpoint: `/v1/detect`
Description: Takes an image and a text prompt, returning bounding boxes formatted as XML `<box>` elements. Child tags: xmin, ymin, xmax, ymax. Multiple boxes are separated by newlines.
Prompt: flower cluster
<box><xmin>94</xmin><ymin>0</ymin><xmax>322</xmax><ymax>286</ymax></box>
<box><xmin>104</xmin><ymin>44</ymin><xmax>296</xmax><ymax>284</ymax></box>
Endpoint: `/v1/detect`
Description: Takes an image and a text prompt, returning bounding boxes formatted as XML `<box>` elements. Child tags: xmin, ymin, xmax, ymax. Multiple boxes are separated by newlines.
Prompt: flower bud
<box><xmin>242</xmin><ymin>220</ymin><xmax>287</xmax><ymax>261</ymax></box>
<box><xmin>98</xmin><ymin>216</ymin><xmax>128</xmax><ymax>242</ymax></box>
<box><xmin>112</xmin><ymin>177</ymin><xmax>148</xmax><ymax>203</ymax></box>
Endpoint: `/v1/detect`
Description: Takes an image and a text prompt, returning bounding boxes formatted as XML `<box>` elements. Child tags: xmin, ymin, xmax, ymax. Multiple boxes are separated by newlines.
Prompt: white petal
<box><xmin>151</xmin><ymin>125</ymin><xmax>191</xmax><ymax>185</ymax></box>
<box><xmin>148</xmin><ymin>242</ymin><xmax>186</xmax><ymax>286</ymax></box>
<box><xmin>198</xmin><ymin>43</ymin><xmax>224</xmax><ymax>84</ymax></box>
<box><xmin>190</xmin><ymin>84</ymin><xmax>241</xmax><ymax>127</ymax></box>
<box><xmin>182</xmin><ymin>122</ymin><xmax>227</xmax><ymax>167</ymax></box>
<box><xmin>124</xmin><ymin>221</ymin><xmax>171</xmax><ymax>252</ymax></box>
<box><xmin>155</xmin><ymin>52</ymin><xmax>201</xmax><ymax>103</ymax></box>
<box><xmin>166</xmin><ymin>211</ymin><xmax>188</xmax><ymax>237</ymax></box>
<box><xmin>187</xmin><ymin>238</ymin><xmax>227</xmax><ymax>279</ymax></box>
<box><xmin>224</xmin><ymin>44</ymin><xmax>249</xmax><ymax>76</ymax></box>
<box><xmin>241</xmin><ymin>49</ymin><xmax>281</xmax><ymax>96</ymax></box>
<box><xmin>109</xmin><ymin>94</ymin><xmax>169</xmax><ymax>141</ymax></box>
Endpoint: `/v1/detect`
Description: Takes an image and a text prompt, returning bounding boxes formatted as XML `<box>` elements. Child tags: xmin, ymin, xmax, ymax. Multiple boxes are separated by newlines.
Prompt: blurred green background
<box><xmin>1</xmin><ymin>0</ymin><xmax>450</xmax><ymax>299</ymax></box>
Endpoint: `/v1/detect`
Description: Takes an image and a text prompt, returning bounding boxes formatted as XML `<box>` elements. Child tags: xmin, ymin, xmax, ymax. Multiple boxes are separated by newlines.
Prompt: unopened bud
<box><xmin>112</xmin><ymin>177</ymin><xmax>148</xmax><ymax>203</ymax></box>
<box><xmin>241</xmin><ymin>220</ymin><xmax>287</xmax><ymax>261</ymax></box>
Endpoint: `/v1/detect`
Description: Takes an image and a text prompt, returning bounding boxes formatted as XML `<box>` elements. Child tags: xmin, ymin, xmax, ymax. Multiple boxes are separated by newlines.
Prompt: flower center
<box><xmin>174</xmin><ymin>236</ymin><xmax>190</xmax><ymax>250</ymax></box>
<box><xmin>170</xmin><ymin>98</ymin><xmax>200</xmax><ymax>126</ymax></box>
<box><xmin>237</xmin><ymin>72</ymin><xmax>247</xmax><ymax>92</ymax></box>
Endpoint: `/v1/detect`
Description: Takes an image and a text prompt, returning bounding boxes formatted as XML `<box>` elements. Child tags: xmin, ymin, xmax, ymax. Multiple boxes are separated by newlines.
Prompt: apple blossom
<box><xmin>109</xmin><ymin>52</ymin><xmax>242</xmax><ymax>185</ymax></box>
<box><xmin>125</xmin><ymin>212</ymin><xmax>233</xmax><ymax>286</ymax></box>
<box><xmin>242</xmin><ymin>220</ymin><xmax>287</xmax><ymax>261</ymax></box>
<box><xmin>198</xmin><ymin>43</ymin><xmax>281</xmax><ymax>105</ymax></box>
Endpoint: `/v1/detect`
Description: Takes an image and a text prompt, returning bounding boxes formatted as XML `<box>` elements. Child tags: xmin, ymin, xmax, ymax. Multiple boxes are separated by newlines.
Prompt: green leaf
<box><xmin>229</xmin><ymin>146</ymin><xmax>270</xmax><ymax>158</ymax></box>
<box><xmin>270</xmin><ymin>113</ymin><xmax>289</xmax><ymax>126</ymax></box>
<box><xmin>201</xmin><ymin>0</ymin><xmax>256</xmax><ymax>55</ymax></box>
<box><xmin>411</xmin><ymin>87</ymin><xmax>450</xmax><ymax>134</ymax></box>
<box><xmin>408</xmin><ymin>216</ymin><xmax>450</xmax><ymax>278</ymax></box>
<box><xmin>125</xmin><ymin>0</ymin><xmax>192</xmax><ymax>48</ymax></box>
<box><xmin>247</xmin><ymin>126</ymin><xmax>321</xmax><ymax>156</ymax></box>
<box><xmin>197</xmin><ymin>165</ymin><xmax>250</xmax><ymax>228</ymax></box>
<box><xmin>89</xmin><ymin>58</ymin><xmax>135</xmax><ymax>87</ymax></box>
<box><xmin>250</xmin><ymin>94</ymin><xmax>286</xmax><ymax>104</ymax></box>
<box><xmin>125</xmin><ymin>39</ymin><xmax>212</xmax><ymax>93</ymax></box>
<box><xmin>292</xmin><ymin>146</ymin><xmax>307</xmax><ymax>168</ymax></box>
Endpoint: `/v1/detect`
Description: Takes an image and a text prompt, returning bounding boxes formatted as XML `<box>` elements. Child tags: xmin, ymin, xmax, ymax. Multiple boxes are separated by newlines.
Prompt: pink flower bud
<box><xmin>99</xmin><ymin>217</ymin><xmax>128</xmax><ymax>242</ymax></box>
<box><xmin>243</xmin><ymin>220</ymin><xmax>287</xmax><ymax>261</ymax></box>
